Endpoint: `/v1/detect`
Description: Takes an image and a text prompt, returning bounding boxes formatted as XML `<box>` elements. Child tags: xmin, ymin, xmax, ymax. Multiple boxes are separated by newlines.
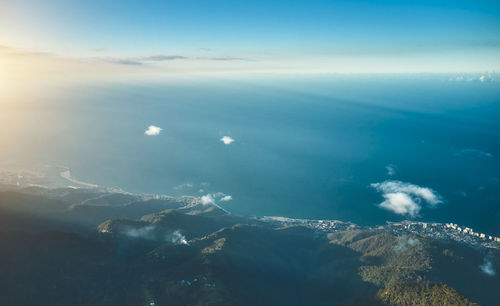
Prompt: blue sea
<box><xmin>2</xmin><ymin>75</ymin><xmax>499</xmax><ymax>234</ymax></box>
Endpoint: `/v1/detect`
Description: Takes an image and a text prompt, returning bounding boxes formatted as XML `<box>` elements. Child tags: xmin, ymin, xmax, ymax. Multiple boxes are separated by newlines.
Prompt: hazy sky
<box><xmin>1</xmin><ymin>0</ymin><xmax>500</xmax><ymax>74</ymax></box>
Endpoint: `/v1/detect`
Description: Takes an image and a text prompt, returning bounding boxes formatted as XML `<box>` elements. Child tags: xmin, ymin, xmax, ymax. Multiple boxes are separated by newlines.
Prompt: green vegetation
<box><xmin>0</xmin><ymin>189</ymin><xmax>497</xmax><ymax>305</ymax></box>
<box><xmin>376</xmin><ymin>282</ymin><xmax>478</xmax><ymax>306</ymax></box>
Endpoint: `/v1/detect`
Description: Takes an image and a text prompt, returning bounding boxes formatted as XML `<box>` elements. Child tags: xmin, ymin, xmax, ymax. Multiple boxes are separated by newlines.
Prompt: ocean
<box><xmin>2</xmin><ymin>75</ymin><xmax>499</xmax><ymax>234</ymax></box>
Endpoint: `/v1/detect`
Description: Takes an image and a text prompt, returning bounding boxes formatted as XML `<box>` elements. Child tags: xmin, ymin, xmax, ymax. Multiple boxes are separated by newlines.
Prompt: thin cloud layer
<box><xmin>392</xmin><ymin>237</ymin><xmax>421</xmax><ymax>253</ymax></box>
<box><xmin>145</xmin><ymin>125</ymin><xmax>162</xmax><ymax>136</ymax></box>
<box><xmin>102</xmin><ymin>54</ymin><xmax>252</xmax><ymax>65</ymax></box>
<box><xmin>386</xmin><ymin>164</ymin><xmax>397</xmax><ymax>176</ymax></box>
<box><xmin>220</xmin><ymin>136</ymin><xmax>235</xmax><ymax>145</ymax></box>
<box><xmin>479</xmin><ymin>253</ymin><xmax>496</xmax><ymax>276</ymax></box>
<box><xmin>173</xmin><ymin>183</ymin><xmax>193</xmax><ymax>190</ymax></box>
<box><xmin>371</xmin><ymin>180</ymin><xmax>442</xmax><ymax>217</ymax></box>
<box><xmin>455</xmin><ymin>148</ymin><xmax>493</xmax><ymax>158</ymax></box>
<box><xmin>450</xmin><ymin>74</ymin><xmax>494</xmax><ymax>82</ymax></box>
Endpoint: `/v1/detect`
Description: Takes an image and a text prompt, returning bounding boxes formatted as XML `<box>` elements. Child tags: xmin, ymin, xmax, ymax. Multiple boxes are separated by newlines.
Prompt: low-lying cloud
<box><xmin>166</xmin><ymin>230</ymin><xmax>189</xmax><ymax>245</ymax></box>
<box><xmin>198</xmin><ymin>192</ymin><xmax>232</xmax><ymax>213</ymax></box>
<box><xmin>145</xmin><ymin>125</ymin><xmax>162</xmax><ymax>136</ymax></box>
<box><xmin>392</xmin><ymin>236</ymin><xmax>421</xmax><ymax>253</ymax></box>
<box><xmin>479</xmin><ymin>252</ymin><xmax>496</xmax><ymax>276</ymax></box>
<box><xmin>371</xmin><ymin>180</ymin><xmax>442</xmax><ymax>217</ymax></box>
<box><xmin>200</xmin><ymin>194</ymin><xmax>215</xmax><ymax>205</ymax></box>
<box><xmin>122</xmin><ymin>224</ymin><xmax>188</xmax><ymax>245</ymax></box>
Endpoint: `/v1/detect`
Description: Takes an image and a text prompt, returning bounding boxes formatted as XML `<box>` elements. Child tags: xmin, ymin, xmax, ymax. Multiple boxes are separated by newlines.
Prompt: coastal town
<box><xmin>260</xmin><ymin>216</ymin><xmax>500</xmax><ymax>250</ymax></box>
<box><xmin>385</xmin><ymin>221</ymin><xmax>500</xmax><ymax>250</ymax></box>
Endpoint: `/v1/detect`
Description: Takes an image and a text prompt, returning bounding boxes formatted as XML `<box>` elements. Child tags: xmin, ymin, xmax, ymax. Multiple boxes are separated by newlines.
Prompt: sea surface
<box><xmin>2</xmin><ymin>75</ymin><xmax>500</xmax><ymax>234</ymax></box>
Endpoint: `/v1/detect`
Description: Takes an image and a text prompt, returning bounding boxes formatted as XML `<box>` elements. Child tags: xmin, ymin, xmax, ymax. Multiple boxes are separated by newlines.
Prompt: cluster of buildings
<box><xmin>181</xmin><ymin>276</ymin><xmax>216</xmax><ymax>288</ymax></box>
<box><xmin>384</xmin><ymin>221</ymin><xmax>499</xmax><ymax>250</ymax></box>
<box><xmin>261</xmin><ymin>217</ymin><xmax>500</xmax><ymax>249</ymax></box>
<box><xmin>260</xmin><ymin>216</ymin><xmax>358</xmax><ymax>232</ymax></box>
<box><xmin>445</xmin><ymin>223</ymin><xmax>500</xmax><ymax>243</ymax></box>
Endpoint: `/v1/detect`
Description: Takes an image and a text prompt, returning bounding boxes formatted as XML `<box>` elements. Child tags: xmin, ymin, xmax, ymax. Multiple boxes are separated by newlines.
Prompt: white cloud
<box><xmin>479</xmin><ymin>253</ymin><xmax>496</xmax><ymax>276</ymax></box>
<box><xmin>450</xmin><ymin>75</ymin><xmax>493</xmax><ymax>83</ymax></box>
<box><xmin>200</xmin><ymin>194</ymin><xmax>215</xmax><ymax>205</ymax></box>
<box><xmin>371</xmin><ymin>180</ymin><xmax>442</xmax><ymax>206</ymax></box>
<box><xmin>386</xmin><ymin>164</ymin><xmax>396</xmax><ymax>176</ymax></box>
<box><xmin>121</xmin><ymin>225</ymin><xmax>188</xmax><ymax>245</ymax></box>
<box><xmin>379</xmin><ymin>192</ymin><xmax>421</xmax><ymax>217</ymax></box>
<box><xmin>145</xmin><ymin>125</ymin><xmax>162</xmax><ymax>136</ymax></box>
<box><xmin>455</xmin><ymin>148</ymin><xmax>493</xmax><ymax>159</ymax></box>
<box><xmin>220</xmin><ymin>195</ymin><xmax>232</xmax><ymax>202</ymax></box>
<box><xmin>392</xmin><ymin>237</ymin><xmax>421</xmax><ymax>253</ymax></box>
<box><xmin>198</xmin><ymin>193</ymin><xmax>231</xmax><ymax>214</ymax></box>
<box><xmin>166</xmin><ymin>230</ymin><xmax>189</xmax><ymax>245</ymax></box>
<box><xmin>220</xmin><ymin>136</ymin><xmax>235</xmax><ymax>145</ymax></box>
<box><xmin>371</xmin><ymin>180</ymin><xmax>442</xmax><ymax>217</ymax></box>
<box><xmin>173</xmin><ymin>183</ymin><xmax>193</xmax><ymax>190</ymax></box>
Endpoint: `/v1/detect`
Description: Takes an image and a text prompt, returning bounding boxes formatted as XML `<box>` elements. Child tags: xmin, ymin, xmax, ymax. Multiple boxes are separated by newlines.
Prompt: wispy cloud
<box><xmin>205</xmin><ymin>56</ymin><xmax>254</xmax><ymax>61</ymax></box>
<box><xmin>106</xmin><ymin>58</ymin><xmax>144</xmax><ymax>66</ymax></box>
<box><xmin>386</xmin><ymin>164</ymin><xmax>397</xmax><ymax>176</ymax></box>
<box><xmin>145</xmin><ymin>125</ymin><xmax>162</xmax><ymax>136</ymax></box>
<box><xmin>220</xmin><ymin>136</ymin><xmax>235</xmax><ymax>145</ymax></box>
<box><xmin>371</xmin><ymin>180</ymin><xmax>442</xmax><ymax>217</ymax></box>
<box><xmin>121</xmin><ymin>225</ymin><xmax>188</xmax><ymax>244</ymax></box>
<box><xmin>142</xmin><ymin>55</ymin><xmax>188</xmax><ymax>61</ymax></box>
<box><xmin>220</xmin><ymin>195</ymin><xmax>233</xmax><ymax>202</ymax></box>
<box><xmin>101</xmin><ymin>54</ymin><xmax>252</xmax><ymax>65</ymax></box>
<box><xmin>455</xmin><ymin>148</ymin><xmax>493</xmax><ymax>158</ymax></box>
<box><xmin>173</xmin><ymin>183</ymin><xmax>193</xmax><ymax>190</ymax></box>
<box><xmin>479</xmin><ymin>252</ymin><xmax>496</xmax><ymax>276</ymax></box>
<box><xmin>450</xmin><ymin>74</ymin><xmax>494</xmax><ymax>83</ymax></box>
<box><xmin>392</xmin><ymin>236</ymin><xmax>421</xmax><ymax>253</ymax></box>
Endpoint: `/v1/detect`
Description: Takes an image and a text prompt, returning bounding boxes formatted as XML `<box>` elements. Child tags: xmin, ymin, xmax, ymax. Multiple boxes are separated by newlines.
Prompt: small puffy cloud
<box><xmin>379</xmin><ymin>192</ymin><xmax>421</xmax><ymax>217</ymax></box>
<box><xmin>371</xmin><ymin>180</ymin><xmax>442</xmax><ymax>217</ymax></box>
<box><xmin>200</xmin><ymin>194</ymin><xmax>215</xmax><ymax>205</ymax></box>
<box><xmin>145</xmin><ymin>125</ymin><xmax>162</xmax><ymax>136</ymax></box>
<box><xmin>220</xmin><ymin>195</ymin><xmax>233</xmax><ymax>202</ymax></box>
<box><xmin>220</xmin><ymin>136</ymin><xmax>235</xmax><ymax>145</ymax></box>
<box><xmin>166</xmin><ymin>230</ymin><xmax>189</xmax><ymax>245</ymax></box>
<box><xmin>386</xmin><ymin>164</ymin><xmax>397</xmax><ymax>176</ymax></box>
<box><xmin>200</xmin><ymin>193</ymin><xmax>232</xmax><ymax>205</ymax></box>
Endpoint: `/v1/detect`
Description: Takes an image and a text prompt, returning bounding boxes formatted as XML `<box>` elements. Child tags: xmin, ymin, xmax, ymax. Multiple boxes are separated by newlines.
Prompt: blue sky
<box><xmin>1</xmin><ymin>0</ymin><xmax>500</xmax><ymax>73</ymax></box>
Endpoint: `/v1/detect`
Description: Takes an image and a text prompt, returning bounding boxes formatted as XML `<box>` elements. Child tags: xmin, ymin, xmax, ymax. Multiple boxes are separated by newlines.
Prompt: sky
<box><xmin>1</xmin><ymin>0</ymin><xmax>500</xmax><ymax>78</ymax></box>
